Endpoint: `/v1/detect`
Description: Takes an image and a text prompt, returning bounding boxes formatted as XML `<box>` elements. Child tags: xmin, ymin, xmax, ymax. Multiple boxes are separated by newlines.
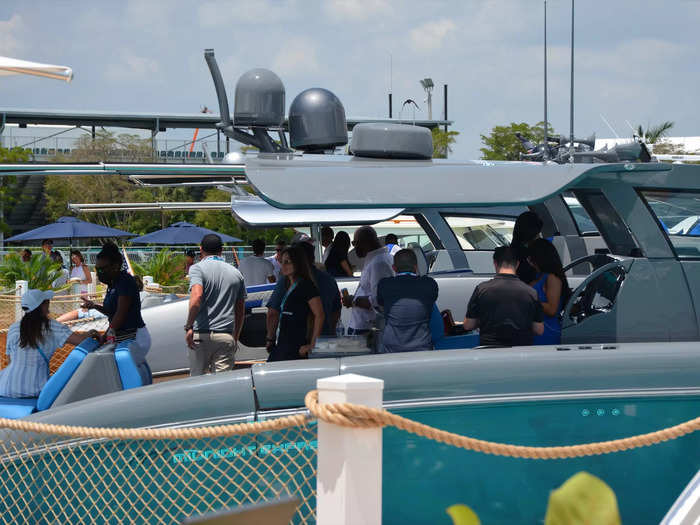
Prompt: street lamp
<box><xmin>420</xmin><ymin>78</ymin><xmax>434</xmax><ymax>120</ymax></box>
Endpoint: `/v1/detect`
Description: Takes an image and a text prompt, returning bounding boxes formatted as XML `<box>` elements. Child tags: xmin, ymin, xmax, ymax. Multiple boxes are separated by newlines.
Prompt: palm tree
<box><xmin>636</xmin><ymin>121</ymin><xmax>674</xmax><ymax>144</ymax></box>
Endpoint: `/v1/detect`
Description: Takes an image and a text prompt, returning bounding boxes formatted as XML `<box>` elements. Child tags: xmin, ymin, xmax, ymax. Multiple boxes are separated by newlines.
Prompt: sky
<box><xmin>1</xmin><ymin>0</ymin><xmax>700</xmax><ymax>159</ymax></box>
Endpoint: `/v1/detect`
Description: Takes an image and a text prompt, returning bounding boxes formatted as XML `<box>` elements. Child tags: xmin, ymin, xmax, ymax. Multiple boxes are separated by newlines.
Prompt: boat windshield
<box><xmin>639</xmin><ymin>189</ymin><xmax>700</xmax><ymax>257</ymax></box>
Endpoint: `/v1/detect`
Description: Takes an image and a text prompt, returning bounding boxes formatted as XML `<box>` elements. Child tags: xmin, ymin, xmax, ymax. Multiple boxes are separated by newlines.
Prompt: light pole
<box><xmin>420</xmin><ymin>78</ymin><xmax>434</xmax><ymax>120</ymax></box>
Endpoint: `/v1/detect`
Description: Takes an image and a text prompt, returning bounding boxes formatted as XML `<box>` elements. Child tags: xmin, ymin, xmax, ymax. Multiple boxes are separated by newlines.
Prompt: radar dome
<box><xmin>234</xmin><ymin>68</ymin><xmax>285</xmax><ymax>127</ymax></box>
<box><xmin>289</xmin><ymin>88</ymin><xmax>348</xmax><ymax>151</ymax></box>
<box><xmin>350</xmin><ymin>123</ymin><xmax>433</xmax><ymax>159</ymax></box>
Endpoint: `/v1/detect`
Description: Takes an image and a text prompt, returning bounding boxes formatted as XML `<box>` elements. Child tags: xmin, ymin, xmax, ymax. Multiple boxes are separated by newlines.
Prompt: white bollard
<box><xmin>88</xmin><ymin>272</ymin><xmax>97</xmax><ymax>296</ymax></box>
<box><xmin>15</xmin><ymin>280</ymin><xmax>28</xmax><ymax>321</ymax></box>
<box><xmin>316</xmin><ymin>373</ymin><xmax>384</xmax><ymax>525</ymax></box>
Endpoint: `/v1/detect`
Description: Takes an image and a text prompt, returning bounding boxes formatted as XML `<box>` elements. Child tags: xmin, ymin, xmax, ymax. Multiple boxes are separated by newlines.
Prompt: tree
<box><xmin>0</xmin><ymin>146</ymin><xmax>32</xmax><ymax>238</ymax></box>
<box><xmin>480</xmin><ymin>122</ymin><xmax>555</xmax><ymax>161</ymax></box>
<box><xmin>432</xmin><ymin>128</ymin><xmax>460</xmax><ymax>159</ymax></box>
<box><xmin>636</xmin><ymin>121</ymin><xmax>674</xmax><ymax>144</ymax></box>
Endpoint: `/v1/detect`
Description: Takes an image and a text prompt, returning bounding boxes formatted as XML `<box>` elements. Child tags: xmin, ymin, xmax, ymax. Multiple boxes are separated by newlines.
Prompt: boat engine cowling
<box><xmin>233</xmin><ymin>68</ymin><xmax>285</xmax><ymax>128</ymax></box>
<box><xmin>289</xmin><ymin>88</ymin><xmax>348</xmax><ymax>152</ymax></box>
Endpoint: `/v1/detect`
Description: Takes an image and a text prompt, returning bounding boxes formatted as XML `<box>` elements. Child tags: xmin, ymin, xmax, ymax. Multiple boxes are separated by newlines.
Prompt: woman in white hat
<box><xmin>0</xmin><ymin>289</ymin><xmax>98</xmax><ymax>399</ymax></box>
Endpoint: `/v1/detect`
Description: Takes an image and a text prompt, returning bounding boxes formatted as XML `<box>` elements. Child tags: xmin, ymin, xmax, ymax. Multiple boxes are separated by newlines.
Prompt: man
<box><xmin>238</xmin><ymin>239</ymin><xmax>276</xmax><ymax>286</ymax></box>
<box><xmin>266</xmin><ymin>241</ymin><xmax>341</xmax><ymax>344</ymax></box>
<box><xmin>463</xmin><ymin>246</ymin><xmax>544</xmax><ymax>347</ymax></box>
<box><xmin>377</xmin><ymin>249</ymin><xmax>439</xmax><ymax>353</ymax></box>
<box><xmin>384</xmin><ymin>233</ymin><xmax>401</xmax><ymax>256</ymax></box>
<box><xmin>184</xmin><ymin>249</ymin><xmax>196</xmax><ymax>276</ymax></box>
<box><xmin>41</xmin><ymin>239</ymin><xmax>53</xmax><ymax>258</ymax></box>
<box><xmin>342</xmin><ymin>226</ymin><xmax>395</xmax><ymax>334</ymax></box>
<box><xmin>321</xmin><ymin>226</ymin><xmax>334</xmax><ymax>263</ymax></box>
<box><xmin>266</xmin><ymin>237</ymin><xmax>287</xmax><ymax>281</ymax></box>
<box><xmin>185</xmin><ymin>234</ymin><xmax>247</xmax><ymax>375</ymax></box>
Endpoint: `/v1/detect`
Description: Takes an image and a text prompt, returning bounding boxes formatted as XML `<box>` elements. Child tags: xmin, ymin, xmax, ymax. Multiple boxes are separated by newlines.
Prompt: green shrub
<box><xmin>133</xmin><ymin>249</ymin><xmax>187</xmax><ymax>287</ymax></box>
<box><xmin>0</xmin><ymin>253</ymin><xmax>64</xmax><ymax>291</ymax></box>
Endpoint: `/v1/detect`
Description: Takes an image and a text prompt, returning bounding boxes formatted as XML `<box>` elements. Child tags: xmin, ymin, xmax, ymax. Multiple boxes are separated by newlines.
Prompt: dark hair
<box><xmin>512</xmin><ymin>211</ymin><xmax>543</xmax><ymax>246</ymax></box>
<box><xmin>21</xmin><ymin>249</ymin><xmax>32</xmax><ymax>258</ymax></box>
<box><xmin>528</xmin><ymin>238</ymin><xmax>572</xmax><ymax>305</ymax></box>
<box><xmin>393</xmin><ymin>248</ymin><xmax>417</xmax><ymax>272</ymax></box>
<box><xmin>96</xmin><ymin>242</ymin><xmax>123</xmax><ymax>266</ymax></box>
<box><xmin>251</xmin><ymin>238</ymin><xmax>266</xmax><ymax>256</ymax></box>
<box><xmin>325</xmin><ymin>230</ymin><xmax>351</xmax><ymax>268</ymax></box>
<box><xmin>50</xmin><ymin>251</ymin><xmax>63</xmax><ymax>264</ymax></box>
<box><xmin>385</xmin><ymin>233</ymin><xmax>398</xmax><ymax>245</ymax></box>
<box><xmin>184</xmin><ymin>249</ymin><xmax>196</xmax><ymax>259</ymax></box>
<box><xmin>70</xmin><ymin>249</ymin><xmax>84</xmax><ymax>263</ymax></box>
<box><xmin>321</xmin><ymin>226</ymin><xmax>334</xmax><ymax>242</ymax></box>
<box><xmin>293</xmin><ymin>241</ymin><xmax>316</xmax><ymax>266</ymax></box>
<box><xmin>273</xmin><ymin>236</ymin><xmax>287</xmax><ymax>247</ymax></box>
<box><xmin>201</xmin><ymin>234</ymin><xmax>223</xmax><ymax>254</ymax></box>
<box><xmin>41</xmin><ymin>239</ymin><xmax>53</xmax><ymax>246</ymax></box>
<box><xmin>133</xmin><ymin>275</ymin><xmax>144</xmax><ymax>292</ymax></box>
<box><xmin>493</xmin><ymin>246</ymin><xmax>517</xmax><ymax>268</ymax></box>
<box><xmin>282</xmin><ymin>245</ymin><xmax>313</xmax><ymax>285</ymax></box>
<box><xmin>19</xmin><ymin>305</ymin><xmax>51</xmax><ymax>349</ymax></box>
<box><xmin>355</xmin><ymin>225</ymin><xmax>380</xmax><ymax>247</ymax></box>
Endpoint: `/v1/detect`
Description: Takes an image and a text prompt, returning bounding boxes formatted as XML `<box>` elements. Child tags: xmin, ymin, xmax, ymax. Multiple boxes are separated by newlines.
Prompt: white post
<box><xmin>15</xmin><ymin>280</ymin><xmax>27</xmax><ymax>321</ymax></box>
<box><xmin>88</xmin><ymin>272</ymin><xmax>97</xmax><ymax>296</ymax></box>
<box><xmin>316</xmin><ymin>373</ymin><xmax>384</xmax><ymax>525</ymax></box>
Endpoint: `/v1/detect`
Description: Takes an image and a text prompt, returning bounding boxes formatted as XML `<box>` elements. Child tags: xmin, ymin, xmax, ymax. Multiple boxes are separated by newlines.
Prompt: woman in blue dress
<box><xmin>528</xmin><ymin>239</ymin><xmax>572</xmax><ymax>345</ymax></box>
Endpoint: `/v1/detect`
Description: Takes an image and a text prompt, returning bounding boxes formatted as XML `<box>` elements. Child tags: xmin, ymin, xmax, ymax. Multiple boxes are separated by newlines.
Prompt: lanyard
<box><xmin>203</xmin><ymin>255</ymin><xmax>224</xmax><ymax>262</ymax></box>
<box><xmin>280</xmin><ymin>281</ymin><xmax>299</xmax><ymax>312</ymax></box>
<box><xmin>36</xmin><ymin>346</ymin><xmax>50</xmax><ymax>371</ymax></box>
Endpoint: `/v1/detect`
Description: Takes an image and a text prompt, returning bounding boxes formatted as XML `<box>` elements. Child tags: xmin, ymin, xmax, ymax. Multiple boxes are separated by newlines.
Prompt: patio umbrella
<box><xmin>0</xmin><ymin>55</ymin><xmax>73</xmax><ymax>82</ymax></box>
<box><xmin>6</xmin><ymin>216</ymin><xmax>134</xmax><ymax>243</ymax></box>
<box><xmin>129</xmin><ymin>221</ymin><xmax>242</xmax><ymax>245</ymax></box>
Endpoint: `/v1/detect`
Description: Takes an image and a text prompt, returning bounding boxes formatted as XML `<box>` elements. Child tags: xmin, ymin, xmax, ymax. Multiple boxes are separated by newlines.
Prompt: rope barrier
<box><xmin>303</xmin><ymin>390</ymin><xmax>700</xmax><ymax>459</ymax></box>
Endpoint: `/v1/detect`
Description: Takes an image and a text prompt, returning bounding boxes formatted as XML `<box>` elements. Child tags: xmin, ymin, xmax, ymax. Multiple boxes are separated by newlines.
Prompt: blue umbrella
<box><xmin>130</xmin><ymin>221</ymin><xmax>242</xmax><ymax>245</ymax></box>
<box><xmin>6</xmin><ymin>216</ymin><xmax>134</xmax><ymax>242</ymax></box>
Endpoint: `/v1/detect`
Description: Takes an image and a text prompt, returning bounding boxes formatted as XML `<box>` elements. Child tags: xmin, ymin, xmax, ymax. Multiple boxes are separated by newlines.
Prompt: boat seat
<box><xmin>432</xmin><ymin>306</ymin><xmax>480</xmax><ymax>350</ymax></box>
<box><xmin>0</xmin><ymin>338</ymin><xmax>101</xmax><ymax>419</ymax></box>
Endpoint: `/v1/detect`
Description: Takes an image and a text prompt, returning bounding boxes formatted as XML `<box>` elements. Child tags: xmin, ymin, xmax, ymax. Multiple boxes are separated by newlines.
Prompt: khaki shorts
<box><xmin>188</xmin><ymin>332</ymin><xmax>236</xmax><ymax>376</ymax></box>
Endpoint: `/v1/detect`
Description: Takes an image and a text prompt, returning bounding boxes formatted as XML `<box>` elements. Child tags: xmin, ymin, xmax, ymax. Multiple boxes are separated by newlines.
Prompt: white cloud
<box><xmin>197</xmin><ymin>0</ymin><xmax>298</xmax><ymax>26</ymax></box>
<box><xmin>409</xmin><ymin>19</ymin><xmax>456</xmax><ymax>53</ymax></box>
<box><xmin>105</xmin><ymin>53</ymin><xmax>160</xmax><ymax>81</ymax></box>
<box><xmin>323</xmin><ymin>0</ymin><xmax>392</xmax><ymax>21</ymax></box>
<box><xmin>0</xmin><ymin>14</ymin><xmax>24</xmax><ymax>56</ymax></box>
<box><xmin>271</xmin><ymin>37</ymin><xmax>319</xmax><ymax>77</ymax></box>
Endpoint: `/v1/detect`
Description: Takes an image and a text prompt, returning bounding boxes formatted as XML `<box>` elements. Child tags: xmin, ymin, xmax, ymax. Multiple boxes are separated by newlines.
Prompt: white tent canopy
<box><xmin>0</xmin><ymin>56</ymin><xmax>73</xmax><ymax>82</ymax></box>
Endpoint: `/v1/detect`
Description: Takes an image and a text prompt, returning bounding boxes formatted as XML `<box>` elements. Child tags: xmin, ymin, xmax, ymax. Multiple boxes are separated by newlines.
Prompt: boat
<box><xmin>1</xmin><ymin>51</ymin><xmax>699</xmax><ymax>523</ymax></box>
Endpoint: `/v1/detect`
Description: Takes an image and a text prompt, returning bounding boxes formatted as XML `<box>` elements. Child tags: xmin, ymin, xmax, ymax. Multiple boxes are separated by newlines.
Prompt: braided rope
<box><xmin>304</xmin><ymin>390</ymin><xmax>700</xmax><ymax>459</ymax></box>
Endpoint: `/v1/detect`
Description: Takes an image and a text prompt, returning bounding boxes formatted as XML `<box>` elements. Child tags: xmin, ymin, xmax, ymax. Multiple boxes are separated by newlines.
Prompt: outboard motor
<box><xmin>289</xmin><ymin>88</ymin><xmax>348</xmax><ymax>153</ymax></box>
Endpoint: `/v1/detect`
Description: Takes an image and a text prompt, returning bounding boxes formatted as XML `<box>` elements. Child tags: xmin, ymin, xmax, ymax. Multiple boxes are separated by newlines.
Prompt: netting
<box><xmin>0</xmin><ymin>420</ymin><xmax>317</xmax><ymax>524</ymax></box>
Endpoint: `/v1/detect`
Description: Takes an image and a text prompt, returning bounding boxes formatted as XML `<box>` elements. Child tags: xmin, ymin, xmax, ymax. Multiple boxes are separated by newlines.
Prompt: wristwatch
<box><xmin>184</xmin><ymin>325</ymin><xmax>193</xmax><ymax>331</ymax></box>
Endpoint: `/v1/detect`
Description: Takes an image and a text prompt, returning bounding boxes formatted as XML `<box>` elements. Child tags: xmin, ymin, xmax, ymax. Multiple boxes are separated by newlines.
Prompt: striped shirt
<box><xmin>0</xmin><ymin>320</ymin><xmax>72</xmax><ymax>398</ymax></box>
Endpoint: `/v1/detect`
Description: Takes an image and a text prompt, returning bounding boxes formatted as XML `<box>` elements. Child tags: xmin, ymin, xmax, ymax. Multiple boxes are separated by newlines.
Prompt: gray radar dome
<box><xmin>234</xmin><ymin>68</ymin><xmax>285</xmax><ymax>127</ymax></box>
<box><xmin>289</xmin><ymin>88</ymin><xmax>348</xmax><ymax>151</ymax></box>
<box><xmin>350</xmin><ymin>123</ymin><xmax>433</xmax><ymax>159</ymax></box>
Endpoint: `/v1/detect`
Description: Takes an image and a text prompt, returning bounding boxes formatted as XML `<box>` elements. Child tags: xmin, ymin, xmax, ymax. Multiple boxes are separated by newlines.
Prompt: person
<box><xmin>50</xmin><ymin>251</ymin><xmax>69</xmax><ymax>288</ymax></box>
<box><xmin>266</xmin><ymin>245</ymin><xmax>324</xmax><ymax>361</ymax></box>
<box><xmin>266</xmin><ymin>237</ymin><xmax>287</xmax><ymax>281</ymax></box>
<box><xmin>377</xmin><ymin>249</ymin><xmax>439</xmax><ymax>353</ymax></box>
<box><xmin>321</xmin><ymin>226</ymin><xmax>334</xmax><ymax>263</ymax></box>
<box><xmin>528</xmin><ymin>238</ymin><xmax>572</xmax><ymax>345</ymax></box>
<box><xmin>70</xmin><ymin>249</ymin><xmax>92</xmax><ymax>294</ymax></box>
<box><xmin>267</xmin><ymin>241</ymin><xmax>341</xmax><ymax>340</ymax></box>
<box><xmin>324</xmin><ymin>230</ymin><xmax>353</xmax><ymax>278</ymax></box>
<box><xmin>81</xmin><ymin>242</ymin><xmax>151</xmax><ymax>383</ymax></box>
<box><xmin>511</xmin><ymin>210</ymin><xmax>544</xmax><ymax>284</ymax></box>
<box><xmin>41</xmin><ymin>239</ymin><xmax>53</xmax><ymax>258</ymax></box>
<box><xmin>184</xmin><ymin>234</ymin><xmax>246</xmax><ymax>376</ymax></box>
<box><xmin>384</xmin><ymin>233</ymin><xmax>401</xmax><ymax>256</ymax></box>
<box><xmin>20</xmin><ymin>249</ymin><xmax>32</xmax><ymax>263</ymax></box>
<box><xmin>238</xmin><ymin>239</ymin><xmax>276</xmax><ymax>286</ymax></box>
<box><xmin>463</xmin><ymin>246</ymin><xmax>544</xmax><ymax>347</ymax></box>
<box><xmin>0</xmin><ymin>289</ymin><xmax>99</xmax><ymax>398</ymax></box>
<box><xmin>342</xmin><ymin>226</ymin><xmax>395</xmax><ymax>335</ymax></box>
<box><xmin>184</xmin><ymin>249</ymin><xmax>196</xmax><ymax>276</ymax></box>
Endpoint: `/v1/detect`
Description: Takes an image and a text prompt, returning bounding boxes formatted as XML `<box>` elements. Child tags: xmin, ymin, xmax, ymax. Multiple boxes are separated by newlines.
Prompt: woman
<box><xmin>0</xmin><ymin>289</ymin><xmax>98</xmax><ymax>398</ymax></box>
<box><xmin>267</xmin><ymin>245</ymin><xmax>324</xmax><ymax>362</ymax></box>
<box><xmin>81</xmin><ymin>242</ymin><xmax>151</xmax><ymax>383</ymax></box>
<box><xmin>528</xmin><ymin>238</ymin><xmax>572</xmax><ymax>345</ymax></box>
<box><xmin>50</xmin><ymin>251</ymin><xmax>70</xmax><ymax>288</ymax></box>
<box><xmin>511</xmin><ymin>210</ymin><xmax>544</xmax><ymax>284</ymax></box>
<box><xmin>324</xmin><ymin>230</ymin><xmax>353</xmax><ymax>277</ymax></box>
<box><xmin>70</xmin><ymin>250</ymin><xmax>92</xmax><ymax>294</ymax></box>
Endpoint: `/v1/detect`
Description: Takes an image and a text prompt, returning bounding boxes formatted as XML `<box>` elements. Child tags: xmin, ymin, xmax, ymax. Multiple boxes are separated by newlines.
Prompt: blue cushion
<box><xmin>0</xmin><ymin>397</ymin><xmax>37</xmax><ymax>419</ymax></box>
<box><xmin>429</xmin><ymin>304</ymin><xmax>444</xmax><ymax>344</ymax></box>
<box><xmin>434</xmin><ymin>333</ymin><xmax>480</xmax><ymax>350</ymax></box>
<box><xmin>36</xmin><ymin>338</ymin><xmax>100</xmax><ymax>411</ymax></box>
<box><xmin>114</xmin><ymin>341</ymin><xmax>143</xmax><ymax>390</ymax></box>
<box><xmin>246</xmin><ymin>283</ymin><xmax>276</xmax><ymax>293</ymax></box>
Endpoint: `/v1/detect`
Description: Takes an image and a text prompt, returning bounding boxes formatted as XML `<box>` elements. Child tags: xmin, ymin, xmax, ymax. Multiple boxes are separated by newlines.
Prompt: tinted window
<box><xmin>563</xmin><ymin>192</ymin><xmax>599</xmax><ymax>235</ymax></box>
<box><xmin>443</xmin><ymin>215</ymin><xmax>513</xmax><ymax>250</ymax></box>
<box><xmin>640</xmin><ymin>190</ymin><xmax>700</xmax><ymax>258</ymax></box>
<box><xmin>574</xmin><ymin>191</ymin><xmax>640</xmax><ymax>256</ymax></box>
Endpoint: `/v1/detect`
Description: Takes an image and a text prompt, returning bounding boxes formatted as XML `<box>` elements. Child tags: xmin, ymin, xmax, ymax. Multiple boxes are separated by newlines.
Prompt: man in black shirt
<box><xmin>464</xmin><ymin>246</ymin><xmax>544</xmax><ymax>347</ymax></box>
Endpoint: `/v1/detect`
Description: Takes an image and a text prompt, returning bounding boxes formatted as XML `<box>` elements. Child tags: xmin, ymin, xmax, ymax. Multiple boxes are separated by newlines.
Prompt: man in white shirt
<box><xmin>321</xmin><ymin>226</ymin><xmax>334</xmax><ymax>263</ymax></box>
<box><xmin>342</xmin><ymin>226</ymin><xmax>395</xmax><ymax>334</ymax></box>
<box><xmin>238</xmin><ymin>239</ymin><xmax>276</xmax><ymax>286</ymax></box>
<box><xmin>266</xmin><ymin>237</ymin><xmax>286</xmax><ymax>281</ymax></box>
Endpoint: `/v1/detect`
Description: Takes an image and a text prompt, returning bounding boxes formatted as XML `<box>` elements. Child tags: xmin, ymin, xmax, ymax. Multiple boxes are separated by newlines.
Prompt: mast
<box><xmin>543</xmin><ymin>0</ymin><xmax>549</xmax><ymax>160</ymax></box>
<box><xmin>569</xmin><ymin>0</ymin><xmax>575</xmax><ymax>163</ymax></box>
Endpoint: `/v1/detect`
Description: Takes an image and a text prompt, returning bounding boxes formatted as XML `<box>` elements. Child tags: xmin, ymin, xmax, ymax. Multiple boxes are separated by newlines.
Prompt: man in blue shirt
<box><xmin>266</xmin><ymin>241</ymin><xmax>341</xmax><ymax>345</ymax></box>
<box><xmin>377</xmin><ymin>249</ymin><xmax>439</xmax><ymax>353</ymax></box>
